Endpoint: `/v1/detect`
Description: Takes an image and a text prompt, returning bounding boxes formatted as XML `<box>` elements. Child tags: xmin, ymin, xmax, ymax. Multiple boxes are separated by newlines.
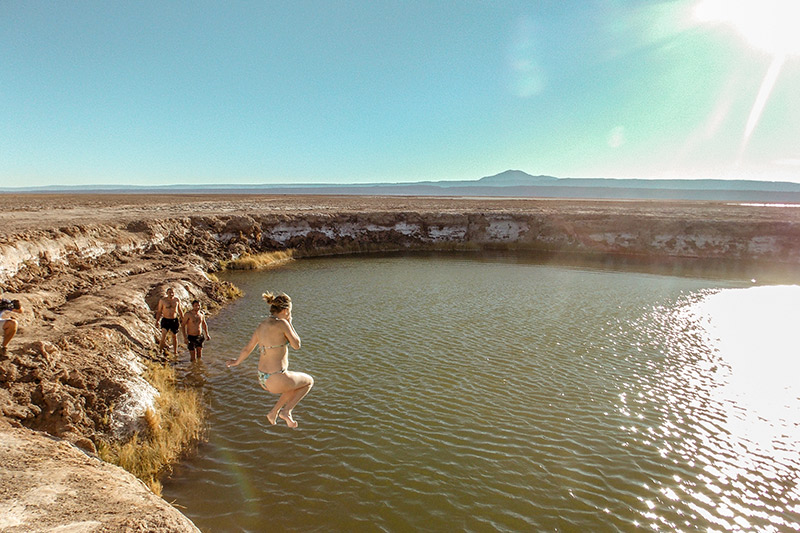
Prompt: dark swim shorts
<box><xmin>160</xmin><ymin>317</ymin><xmax>179</xmax><ymax>333</ymax></box>
<box><xmin>187</xmin><ymin>334</ymin><xmax>205</xmax><ymax>351</ymax></box>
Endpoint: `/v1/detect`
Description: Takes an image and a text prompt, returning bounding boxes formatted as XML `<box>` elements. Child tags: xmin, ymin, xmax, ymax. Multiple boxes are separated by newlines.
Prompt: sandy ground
<box><xmin>1</xmin><ymin>193</ymin><xmax>798</xmax><ymax>235</ymax></box>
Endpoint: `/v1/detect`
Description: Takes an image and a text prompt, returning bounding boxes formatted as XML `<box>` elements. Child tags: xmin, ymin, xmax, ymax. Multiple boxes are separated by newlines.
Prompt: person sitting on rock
<box><xmin>156</xmin><ymin>287</ymin><xmax>184</xmax><ymax>355</ymax></box>
<box><xmin>0</xmin><ymin>299</ymin><xmax>23</xmax><ymax>354</ymax></box>
<box><xmin>182</xmin><ymin>299</ymin><xmax>210</xmax><ymax>362</ymax></box>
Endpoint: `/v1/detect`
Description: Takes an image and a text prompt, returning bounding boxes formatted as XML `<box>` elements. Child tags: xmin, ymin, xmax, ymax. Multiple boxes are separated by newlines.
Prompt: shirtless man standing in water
<box><xmin>156</xmin><ymin>287</ymin><xmax>183</xmax><ymax>355</ymax></box>
<box><xmin>182</xmin><ymin>300</ymin><xmax>210</xmax><ymax>361</ymax></box>
<box><xmin>227</xmin><ymin>292</ymin><xmax>313</xmax><ymax>428</ymax></box>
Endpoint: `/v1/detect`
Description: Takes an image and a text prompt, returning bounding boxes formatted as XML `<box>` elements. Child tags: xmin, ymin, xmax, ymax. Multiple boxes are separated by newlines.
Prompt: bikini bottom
<box><xmin>258</xmin><ymin>368</ymin><xmax>286</xmax><ymax>388</ymax></box>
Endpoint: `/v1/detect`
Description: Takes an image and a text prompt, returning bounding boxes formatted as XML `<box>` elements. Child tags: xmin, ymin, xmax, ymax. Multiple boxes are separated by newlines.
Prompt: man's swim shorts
<box><xmin>160</xmin><ymin>317</ymin><xmax>179</xmax><ymax>333</ymax></box>
<box><xmin>187</xmin><ymin>334</ymin><xmax>205</xmax><ymax>351</ymax></box>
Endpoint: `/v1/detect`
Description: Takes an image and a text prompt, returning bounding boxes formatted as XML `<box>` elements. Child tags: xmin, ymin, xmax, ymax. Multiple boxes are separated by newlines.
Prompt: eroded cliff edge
<box><xmin>1</xmin><ymin>195</ymin><xmax>799</xmax><ymax>532</ymax></box>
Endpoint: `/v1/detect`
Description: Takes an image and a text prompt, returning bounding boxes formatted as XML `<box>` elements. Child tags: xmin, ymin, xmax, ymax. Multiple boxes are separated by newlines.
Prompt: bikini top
<box><xmin>262</xmin><ymin>316</ymin><xmax>290</xmax><ymax>350</ymax></box>
<box><xmin>263</xmin><ymin>340</ymin><xmax>290</xmax><ymax>350</ymax></box>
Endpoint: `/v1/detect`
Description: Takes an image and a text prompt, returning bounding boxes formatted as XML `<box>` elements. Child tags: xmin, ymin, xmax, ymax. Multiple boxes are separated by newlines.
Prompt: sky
<box><xmin>2</xmin><ymin>0</ymin><xmax>800</xmax><ymax>187</ymax></box>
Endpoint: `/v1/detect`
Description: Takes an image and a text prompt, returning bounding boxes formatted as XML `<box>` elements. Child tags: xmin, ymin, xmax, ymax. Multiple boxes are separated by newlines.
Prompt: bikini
<box><xmin>258</xmin><ymin>368</ymin><xmax>286</xmax><ymax>387</ymax></box>
<box><xmin>256</xmin><ymin>339</ymin><xmax>290</xmax><ymax>387</ymax></box>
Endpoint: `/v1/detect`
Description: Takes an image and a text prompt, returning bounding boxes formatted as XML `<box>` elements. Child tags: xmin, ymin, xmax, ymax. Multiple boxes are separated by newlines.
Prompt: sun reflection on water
<box><xmin>696</xmin><ymin>285</ymin><xmax>800</xmax><ymax>430</ymax></box>
<box><xmin>673</xmin><ymin>285</ymin><xmax>800</xmax><ymax>530</ymax></box>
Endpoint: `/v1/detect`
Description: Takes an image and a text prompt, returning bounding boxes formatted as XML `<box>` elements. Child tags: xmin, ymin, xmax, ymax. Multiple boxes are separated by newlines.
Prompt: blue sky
<box><xmin>2</xmin><ymin>0</ymin><xmax>799</xmax><ymax>186</ymax></box>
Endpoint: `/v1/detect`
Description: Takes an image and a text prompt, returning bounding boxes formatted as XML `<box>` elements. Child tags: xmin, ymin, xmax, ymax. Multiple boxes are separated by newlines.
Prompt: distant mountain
<box><xmin>2</xmin><ymin>170</ymin><xmax>800</xmax><ymax>202</ymax></box>
<box><xmin>476</xmin><ymin>170</ymin><xmax>560</xmax><ymax>187</ymax></box>
<box><xmin>476</xmin><ymin>170</ymin><xmax>800</xmax><ymax>193</ymax></box>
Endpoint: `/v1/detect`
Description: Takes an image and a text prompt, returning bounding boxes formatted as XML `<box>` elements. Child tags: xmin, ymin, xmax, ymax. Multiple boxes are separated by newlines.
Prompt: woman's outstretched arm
<box><xmin>227</xmin><ymin>330</ymin><xmax>259</xmax><ymax>367</ymax></box>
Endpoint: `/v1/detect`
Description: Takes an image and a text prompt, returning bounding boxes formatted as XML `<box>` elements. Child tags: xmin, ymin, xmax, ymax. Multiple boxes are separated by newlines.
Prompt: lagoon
<box><xmin>163</xmin><ymin>254</ymin><xmax>800</xmax><ymax>532</ymax></box>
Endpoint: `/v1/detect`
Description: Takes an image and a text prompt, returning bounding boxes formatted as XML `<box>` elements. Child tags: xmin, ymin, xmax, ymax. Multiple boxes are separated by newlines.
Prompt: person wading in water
<box><xmin>182</xmin><ymin>299</ymin><xmax>210</xmax><ymax>361</ymax></box>
<box><xmin>156</xmin><ymin>287</ymin><xmax>183</xmax><ymax>355</ymax></box>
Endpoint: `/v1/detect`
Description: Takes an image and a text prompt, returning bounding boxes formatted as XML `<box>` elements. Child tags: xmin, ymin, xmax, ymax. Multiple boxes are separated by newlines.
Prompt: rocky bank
<box><xmin>1</xmin><ymin>195</ymin><xmax>799</xmax><ymax>531</ymax></box>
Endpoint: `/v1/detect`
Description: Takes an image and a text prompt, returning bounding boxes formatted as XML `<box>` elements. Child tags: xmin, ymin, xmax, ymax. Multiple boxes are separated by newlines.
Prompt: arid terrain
<box><xmin>3</xmin><ymin>193</ymin><xmax>800</xmax><ymax>234</ymax></box>
<box><xmin>1</xmin><ymin>194</ymin><xmax>799</xmax><ymax>532</ymax></box>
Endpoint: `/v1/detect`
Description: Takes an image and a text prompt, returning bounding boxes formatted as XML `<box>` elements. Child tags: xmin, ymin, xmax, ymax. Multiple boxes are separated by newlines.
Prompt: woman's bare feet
<box><xmin>279</xmin><ymin>411</ymin><xmax>298</xmax><ymax>428</ymax></box>
<box><xmin>266</xmin><ymin>410</ymin><xmax>278</xmax><ymax>425</ymax></box>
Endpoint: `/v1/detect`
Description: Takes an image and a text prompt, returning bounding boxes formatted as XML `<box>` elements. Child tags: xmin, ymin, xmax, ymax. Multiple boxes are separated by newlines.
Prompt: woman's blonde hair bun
<box><xmin>262</xmin><ymin>292</ymin><xmax>292</xmax><ymax>313</ymax></box>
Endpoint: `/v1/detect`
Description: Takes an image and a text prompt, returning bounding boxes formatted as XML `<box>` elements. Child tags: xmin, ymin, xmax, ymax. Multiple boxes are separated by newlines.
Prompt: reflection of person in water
<box><xmin>227</xmin><ymin>292</ymin><xmax>313</xmax><ymax>428</ymax></box>
<box><xmin>156</xmin><ymin>287</ymin><xmax>183</xmax><ymax>355</ymax></box>
<box><xmin>182</xmin><ymin>300</ymin><xmax>210</xmax><ymax>361</ymax></box>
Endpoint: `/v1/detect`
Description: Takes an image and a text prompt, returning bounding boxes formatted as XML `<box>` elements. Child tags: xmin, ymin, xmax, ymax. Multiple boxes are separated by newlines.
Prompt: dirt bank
<box><xmin>0</xmin><ymin>418</ymin><xmax>199</xmax><ymax>533</ymax></box>
<box><xmin>1</xmin><ymin>194</ymin><xmax>798</xmax><ymax>531</ymax></box>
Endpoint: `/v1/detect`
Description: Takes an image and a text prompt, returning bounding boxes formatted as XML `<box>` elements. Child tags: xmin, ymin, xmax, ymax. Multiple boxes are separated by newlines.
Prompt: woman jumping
<box><xmin>227</xmin><ymin>292</ymin><xmax>314</xmax><ymax>428</ymax></box>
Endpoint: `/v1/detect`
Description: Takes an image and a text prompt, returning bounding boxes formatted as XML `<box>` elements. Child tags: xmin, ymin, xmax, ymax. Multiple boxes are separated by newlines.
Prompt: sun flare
<box><xmin>694</xmin><ymin>0</ymin><xmax>800</xmax><ymax>56</ymax></box>
<box><xmin>693</xmin><ymin>0</ymin><xmax>800</xmax><ymax>157</ymax></box>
